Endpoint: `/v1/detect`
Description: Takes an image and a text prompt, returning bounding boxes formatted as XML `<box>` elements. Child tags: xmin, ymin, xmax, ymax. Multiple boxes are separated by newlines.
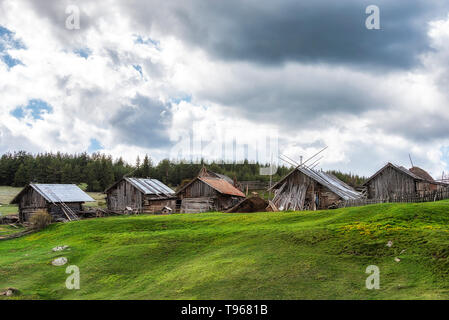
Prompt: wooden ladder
<box><xmin>46</xmin><ymin>189</ymin><xmax>79</xmax><ymax>221</ymax></box>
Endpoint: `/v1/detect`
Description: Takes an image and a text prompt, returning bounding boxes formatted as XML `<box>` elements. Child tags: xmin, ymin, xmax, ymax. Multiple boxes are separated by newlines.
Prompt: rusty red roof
<box><xmin>199</xmin><ymin>177</ymin><xmax>245</xmax><ymax>197</ymax></box>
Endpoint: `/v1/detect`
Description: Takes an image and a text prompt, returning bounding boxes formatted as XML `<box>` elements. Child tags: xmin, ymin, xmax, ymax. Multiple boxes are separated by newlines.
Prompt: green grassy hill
<box><xmin>2</xmin><ymin>201</ymin><xmax>449</xmax><ymax>299</ymax></box>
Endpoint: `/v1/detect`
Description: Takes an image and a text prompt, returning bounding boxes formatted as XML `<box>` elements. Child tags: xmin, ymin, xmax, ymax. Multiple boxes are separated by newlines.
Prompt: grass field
<box><xmin>0</xmin><ymin>204</ymin><xmax>19</xmax><ymax>216</ymax></box>
<box><xmin>0</xmin><ymin>186</ymin><xmax>21</xmax><ymax>216</ymax></box>
<box><xmin>2</xmin><ymin>201</ymin><xmax>449</xmax><ymax>299</ymax></box>
<box><xmin>0</xmin><ymin>186</ymin><xmax>22</xmax><ymax>204</ymax></box>
<box><xmin>84</xmin><ymin>192</ymin><xmax>106</xmax><ymax>208</ymax></box>
<box><xmin>78</xmin><ymin>183</ymin><xmax>106</xmax><ymax>208</ymax></box>
<box><xmin>0</xmin><ymin>224</ymin><xmax>25</xmax><ymax>237</ymax></box>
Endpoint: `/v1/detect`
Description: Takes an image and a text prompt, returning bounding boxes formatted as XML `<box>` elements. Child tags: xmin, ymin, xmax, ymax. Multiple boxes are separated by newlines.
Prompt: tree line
<box><xmin>0</xmin><ymin>151</ymin><xmax>291</xmax><ymax>192</ymax></box>
<box><xmin>0</xmin><ymin>151</ymin><xmax>366</xmax><ymax>192</ymax></box>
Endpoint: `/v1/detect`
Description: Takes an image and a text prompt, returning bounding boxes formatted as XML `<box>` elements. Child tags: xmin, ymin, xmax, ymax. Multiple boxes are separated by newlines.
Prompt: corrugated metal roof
<box><xmin>199</xmin><ymin>177</ymin><xmax>246</xmax><ymax>197</ymax></box>
<box><xmin>270</xmin><ymin>166</ymin><xmax>362</xmax><ymax>200</ymax></box>
<box><xmin>126</xmin><ymin>178</ymin><xmax>175</xmax><ymax>196</ymax></box>
<box><xmin>31</xmin><ymin>184</ymin><xmax>95</xmax><ymax>203</ymax></box>
<box><xmin>298</xmin><ymin>167</ymin><xmax>361</xmax><ymax>200</ymax></box>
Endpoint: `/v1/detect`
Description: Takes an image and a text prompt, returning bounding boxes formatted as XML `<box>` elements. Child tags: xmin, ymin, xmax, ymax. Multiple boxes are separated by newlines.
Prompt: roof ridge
<box><xmin>120</xmin><ymin>177</ymin><xmax>175</xmax><ymax>195</ymax></box>
<box><xmin>199</xmin><ymin>176</ymin><xmax>245</xmax><ymax>197</ymax></box>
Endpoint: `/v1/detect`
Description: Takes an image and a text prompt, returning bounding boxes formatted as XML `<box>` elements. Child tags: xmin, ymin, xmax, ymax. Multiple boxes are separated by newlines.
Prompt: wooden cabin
<box><xmin>269</xmin><ymin>166</ymin><xmax>362</xmax><ymax>211</ymax></box>
<box><xmin>176</xmin><ymin>168</ymin><xmax>246</xmax><ymax>213</ymax></box>
<box><xmin>364</xmin><ymin>163</ymin><xmax>447</xmax><ymax>200</ymax></box>
<box><xmin>10</xmin><ymin>184</ymin><xmax>94</xmax><ymax>223</ymax></box>
<box><xmin>105</xmin><ymin>177</ymin><xmax>176</xmax><ymax>214</ymax></box>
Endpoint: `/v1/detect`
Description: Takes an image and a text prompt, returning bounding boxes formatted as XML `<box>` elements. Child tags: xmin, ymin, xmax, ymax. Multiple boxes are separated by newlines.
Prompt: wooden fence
<box><xmin>239</xmin><ymin>181</ymin><xmax>272</xmax><ymax>190</ymax></box>
<box><xmin>339</xmin><ymin>188</ymin><xmax>449</xmax><ymax>208</ymax></box>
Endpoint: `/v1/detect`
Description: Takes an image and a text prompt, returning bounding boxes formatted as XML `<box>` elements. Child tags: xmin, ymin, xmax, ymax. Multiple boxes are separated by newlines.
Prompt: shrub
<box><xmin>29</xmin><ymin>210</ymin><xmax>52</xmax><ymax>230</ymax></box>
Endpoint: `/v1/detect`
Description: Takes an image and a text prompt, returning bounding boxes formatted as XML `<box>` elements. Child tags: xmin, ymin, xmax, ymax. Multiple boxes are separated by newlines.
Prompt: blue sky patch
<box><xmin>171</xmin><ymin>95</ymin><xmax>192</xmax><ymax>104</ymax></box>
<box><xmin>134</xmin><ymin>35</ymin><xmax>160</xmax><ymax>49</ymax></box>
<box><xmin>11</xmin><ymin>107</ymin><xmax>25</xmax><ymax>119</ymax></box>
<box><xmin>440</xmin><ymin>146</ymin><xmax>449</xmax><ymax>167</ymax></box>
<box><xmin>133</xmin><ymin>64</ymin><xmax>143</xmax><ymax>78</ymax></box>
<box><xmin>88</xmin><ymin>138</ymin><xmax>104</xmax><ymax>153</ymax></box>
<box><xmin>74</xmin><ymin>47</ymin><xmax>92</xmax><ymax>59</ymax></box>
<box><xmin>0</xmin><ymin>25</ymin><xmax>25</xmax><ymax>68</ymax></box>
<box><xmin>11</xmin><ymin>99</ymin><xmax>53</xmax><ymax>120</ymax></box>
<box><xmin>2</xmin><ymin>53</ymin><xmax>22</xmax><ymax>68</ymax></box>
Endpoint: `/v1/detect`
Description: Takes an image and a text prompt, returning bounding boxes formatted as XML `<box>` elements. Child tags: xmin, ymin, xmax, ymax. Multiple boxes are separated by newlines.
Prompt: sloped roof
<box><xmin>126</xmin><ymin>178</ymin><xmax>175</xmax><ymax>195</ymax></box>
<box><xmin>176</xmin><ymin>167</ymin><xmax>245</xmax><ymax>198</ymax></box>
<box><xmin>199</xmin><ymin>177</ymin><xmax>246</xmax><ymax>197</ymax></box>
<box><xmin>198</xmin><ymin>166</ymin><xmax>234</xmax><ymax>185</ymax></box>
<box><xmin>363</xmin><ymin>163</ymin><xmax>424</xmax><ymax>186</ymax></box>
<box><xmin>11</xmin><ymin>184</ymin><xmax>94</xmax><ymax>204</ymax></box>
<box><xmin>105</xmin><ymin>177</ymin><xmax>175</xmax><ymax>196</ymax></box>
<box><xmin>409</xmin><ymin>167</ymin><xmax>434</xmax><ymax>181</ymax></box>
<box><xmin>270</xmin><ymin>166</ymin><xmax>362</xmax><ymax>200</ymax></box>
<box><xmin>214</xmin><ymin>173</ymin><xmax>234</xmax><ymax>185</ymax></box>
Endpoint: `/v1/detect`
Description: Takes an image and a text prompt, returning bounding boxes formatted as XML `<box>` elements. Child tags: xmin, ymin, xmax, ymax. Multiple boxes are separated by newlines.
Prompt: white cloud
<box><xmin>0</xmin><ymin>0</ymin><xmax>449</xmax><ymax>179</ymax></box>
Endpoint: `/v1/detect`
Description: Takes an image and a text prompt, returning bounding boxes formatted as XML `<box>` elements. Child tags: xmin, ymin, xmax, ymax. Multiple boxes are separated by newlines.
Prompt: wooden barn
<box><xmin>269</xmin><ymin>166</ymin><xmax>362</xmax><ymax>211</ymax></box>
<box><xmin>105</xmin><ymin>177</ymin><xmax>176</xmax><ymax>214</ymax></box>
<box><xmin>364</xmin><ymin>163</ymin><xmax>447</xmax><ymax>200</ymax></box>
<box><xmin>11</xmin><ymin>184</ymin><xmax>94</xmax><ymax>223</ymax></box>
<box><xmin>176</xmin><ymin>167</ymin><xmax>246</xmax><ymax>213</ymax></box>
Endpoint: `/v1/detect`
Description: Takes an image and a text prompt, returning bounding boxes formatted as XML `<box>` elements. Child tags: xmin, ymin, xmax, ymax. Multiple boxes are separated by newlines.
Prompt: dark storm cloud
<box><xmin>122</xmin><ymin>0</ymin><xmax>448</xmax><ymax>69</ymax></box>
<box><xmin>110</xmin><ymin>95</ymin><xmax>173</xmax><ymax>148</ymax></box>
<box><xmin>22</xmin><ymin>0</ymin><xmax>448</xmax><ymax>68</ymax></box>
<box><xmin>192</xmin><ymin>64</ymin><xmax>391</xmax><ymax>129</ymax></box>
<box><xmin>21</xmin><ymin>0</ymin><xmax>96</xmax><ymax>46</ymax></box>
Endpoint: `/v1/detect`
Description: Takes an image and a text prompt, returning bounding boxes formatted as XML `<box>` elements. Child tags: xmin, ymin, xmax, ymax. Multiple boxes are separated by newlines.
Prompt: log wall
<box><xmin>143</xmin><ymin>197</ymin><xmax>176</xmax><ymax>214</ymax></box>
<box><xmin>17</xmin><ymin>187</ymin><xmax>84</xmax><ymax>222</ymax></box>
<box><xmin>107</xmin><ymin>180</ymin><xmax>176</xmax><ymax>213</ymax></box>
<box><xmin>180</xmin><ymin>197</ymin><xmax>215</xmax><ymax>213</ymax></box>
<box><xmin>366</xmin><ymin>166</ymin><xmax>416</xmax><ymax>199</ymax></box>
<box><xmin>107</xmin><ymin>179</ymin><xmax>143</xmax><ymax>211</ymax></box>
<box><xmin>178</xmin><ymin>179</ymin><xmax>243</xmax><ymax>213</ymax></box>
<box><xmin>18</xmin><ymin>187</ymin><xmax>47</xmax><ymax>222</ymax></box>
<box><xmin>48</xmin><ymin>203</ymin><xmax>83</xmax><ymax>220</ymax></box>
<box><xmin>178</xmin><ymin>179</ymin><xmax>217</xmax><ymax>199</ymax></box>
